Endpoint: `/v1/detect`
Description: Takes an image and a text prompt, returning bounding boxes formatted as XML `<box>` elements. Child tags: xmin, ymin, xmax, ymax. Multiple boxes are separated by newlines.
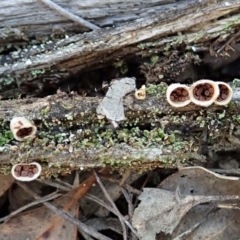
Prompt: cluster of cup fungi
<box><xmin>10</xmin><ymin>117</ymin><xmax>41</xmax><ymax>182</ymax></box>
<box><xmin>166</xmin><ymin>79</ymin><xmax>233</xmax><ymax>107</ymax></box>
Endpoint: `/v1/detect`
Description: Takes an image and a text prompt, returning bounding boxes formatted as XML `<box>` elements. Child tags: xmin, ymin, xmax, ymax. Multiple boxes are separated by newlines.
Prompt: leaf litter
<box><xmin>132</xmin><ymin>166</ymin><xmax>240</xmax><ymax>240</ymax></box>
<box><xmin>0</xmin><ymin>169</ymin><xmax>110</xmax><ymax>240</ymax></box>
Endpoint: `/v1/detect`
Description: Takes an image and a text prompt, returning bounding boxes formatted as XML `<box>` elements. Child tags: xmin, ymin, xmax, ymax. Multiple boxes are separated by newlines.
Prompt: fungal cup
<box><xmin>166</xmin><ymin>84</ymin><xmax>191</xmax><ymax>107</ymax></box>
<box><xmin>11</xmin><ymin>162</ymin><xmax>42</xmax><ymax>182</ymax></box>
<box><xmin>189</xmin><ymin>80</ymin><xmax>219</xmax><ymax>107</ymax></box>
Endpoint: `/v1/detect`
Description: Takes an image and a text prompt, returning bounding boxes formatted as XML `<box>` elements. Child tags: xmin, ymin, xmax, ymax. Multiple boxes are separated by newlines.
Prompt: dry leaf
<box><xmin>0</xmin><ymin>191</ymin><xmax>78</xmax><ymax>240</ymax></box>
<box><xmin>1</xmin><ymin>169</ymin><xmax>109</xmax><ymax>240</ymax></box>
<box><xmin>159</xmin><ymin>166</ymin><xmax>240</xmax><ymax>240</ymax></box>
<box><xmin>132</xmin><ymin>167</ymin><xmax>240</xmax><ymax>240</ymax></box>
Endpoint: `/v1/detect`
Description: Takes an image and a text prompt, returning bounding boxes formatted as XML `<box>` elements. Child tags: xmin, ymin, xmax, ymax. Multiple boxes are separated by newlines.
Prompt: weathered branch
<box><xmin>1</xmin><ymin>84</ymin><xmax>240</xmax><ymax>177</ymax></box>
<box><xmin>1</xmin><ymin>0</ymin><xmax>240</xmax><ymax>97</ymax></box>
<box><xmin>1</xmin><ymin>0</ymin><xmax>175</xmax><ymax>39</ymax></box>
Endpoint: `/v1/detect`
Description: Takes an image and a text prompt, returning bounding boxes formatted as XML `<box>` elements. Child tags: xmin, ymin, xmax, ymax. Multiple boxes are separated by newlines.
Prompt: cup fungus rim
<box><xmin>189</xmin><ymin>79</ymin><xmax>219</xmax><ymax>107</ymax></box>
<box><xmin>10</xmin><ymin>117</ymin><xmax>37</xmax><ymax>141</ymax></box>
<box><xmin>166</xmin><ymin>83</ymin><xmax>191</xmax><ymax>108</ymax></box>
<box><xmin>11</xmin><ymin>162</ymin><xmax>42</xmax><ymax>182</ymax></box>
<box><xmin>214</xmin><ymin>81</ymin><xmax>233</xmax><ymax>106</ymax></box>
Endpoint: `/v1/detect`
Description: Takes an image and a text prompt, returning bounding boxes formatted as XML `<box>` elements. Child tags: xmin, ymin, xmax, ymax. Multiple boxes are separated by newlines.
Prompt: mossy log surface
<box><xmin>1</xmin><ymin>83</ymin><xmax>240</xmax><ymax>178</ymax></box>
<box><xmin>1</xmin><ymin>0</ymin><xmax>240</xmax><ymax>98</ymax></box>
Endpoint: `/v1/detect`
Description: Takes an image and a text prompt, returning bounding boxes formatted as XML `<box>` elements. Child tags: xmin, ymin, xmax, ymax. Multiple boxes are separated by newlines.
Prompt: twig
<box><xmin>100</xmin><ymin>175</ymin><xmax>141</xmax><ymax>195</ymax></box>
<box><xmin>55</xmin><ymin>178</ymin><xmax>74</xmax><ymax>188</ymax></box>
<box><xmin>37</xmin><ymin>179</ymin><xmax>72</xmax><ymax>192</ymax></box>
<box><xmin>86</xmin><ymin>194</ymin><xmax>116</xmax><ymax>213</ymax></box>
<box><xmin>121</xmin><ymin>188</ymin><xmax>134</xmax><ymax>219</ymax></box>
<box><xmin>85</xmin><ymin>193</ymin><xmax>138</xmax><ymax>237</ymax></box>
<box><xmin>16</xmin><ymin>182</ymin><xmax>111</xmax><ymax>240</ymax></box>
<box><xmin>209</xmin><ymin>168</ymin><xmax>240</xmax><ymax>176</ymax></box>
<box><xmin>39</xmin><ymin>0</ymin><xmax>100</xmax><ymax>30</ymax></box>
<box><xmin>217</xmin><ymin>30</ymin><xmax>240</xmax><ymax>54</ymax></box>
<box><xmin>0</xmin><ymin>192</ymin><xmax>61</xmax><ymax>223</ymax></box>
<box><xmin>93</xmin><ymin>170</ymin><xmax>128</xmax><ymax>240</ymax></box>
<box><xmin>133</xmin><ymin>172</ymin><xmax>150</xmax><ymax>209</ymax></box>
<box><xmin>121</xmin><ymin>187</ymin><xmax>138</xmax><ymax>240</ymax></box>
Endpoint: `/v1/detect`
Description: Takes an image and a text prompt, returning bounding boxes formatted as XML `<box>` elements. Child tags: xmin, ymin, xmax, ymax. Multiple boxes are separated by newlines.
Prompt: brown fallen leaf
<box><xmin>132</xmin><ymin>167</ymin><xmax>240</xmax><ymax>240</ymax></box>
<box><xmin>159</xmin><ymin>166</ymin><xmax>240</xmax><ymax>240</ymax></box>
<box><xmin>0</xmin><ymin>190</ymin><xmax>79</xmax><ymax>240</ymax></box>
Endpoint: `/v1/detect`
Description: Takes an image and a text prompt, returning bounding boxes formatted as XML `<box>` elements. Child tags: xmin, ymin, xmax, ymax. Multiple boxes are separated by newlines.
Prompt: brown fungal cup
<box><xmin>166</xmin><ymin>84</ymin><xmax>191</xmax><ymax>107</ymax></box>
<box><xmin>11</xmin><ymin>162</ymin><xmax>42</xmax><ymax>182</ymax></box>
<box><xmin>214</xmin><ymin>82</ymin><xmax>233</xmax><ymax>105</ymax></box>
<box><xmin>189</xmin><ymin>80</ymin><xmax>219</xmax><ymax>107</ymax></box>
<box><xmin>10</xmin><ymin>117</ymin><xmax>37</xmax><ymax>141</ymax></box>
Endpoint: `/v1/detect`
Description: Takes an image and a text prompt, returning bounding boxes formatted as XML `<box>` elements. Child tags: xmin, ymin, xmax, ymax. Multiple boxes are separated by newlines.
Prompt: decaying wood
<box><xmin>1</xmin><ymin>0</ymin><xmax>240</xmax><ymax>98</ymax></box>
<box><xmin>1</xmin><ymin>0</ymin><xmax>240</xmax><ymax>178</ymax></box>
<box><xmin>1</xmin><ymin>84</ymin><xmax>240</xmax><ymax>177</ymax></box>
<box><xmin>1</xmin><ymin>0</ymin><xmax>175</xmax><ymax>38</ymax></box>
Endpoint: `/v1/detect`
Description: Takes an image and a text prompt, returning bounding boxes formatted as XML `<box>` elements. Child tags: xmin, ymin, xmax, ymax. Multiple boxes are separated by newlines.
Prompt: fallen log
<box><xmin>1</xmin><ymin>0</ymin><xmax>240</xmax><ymax>178</ymax></box>
<box><xmin>1</xmin><ymin>82</ymin><xmax>240</xmax><ymax>177</ymax></box>
<box><xmin>1</xmin><ymin>0</ymin><xmax>240</xmax><ymax>97</ymax></box>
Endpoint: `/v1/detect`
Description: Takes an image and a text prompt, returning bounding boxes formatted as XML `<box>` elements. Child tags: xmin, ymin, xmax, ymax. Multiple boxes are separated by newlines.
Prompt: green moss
<box><xmin>150</xmin><ymin>56</ymin><xmax>159</xmax><ymax>65</ymax></box>
<box><xmin>0</xmin><ymin>130</ymin><xmax>14</xmax><ymax>146</ymax></box>
<box><xmin>146</xmin><ymin>82</ymin><xmax>168</xmax><ymax>95</ymax></box>
<box><xmin>0</xmin><ymin>166</ymin><xmax>12</xmax><ymax>175</ymax></box>
<box><xmin>31</xmin><ymin>69</ymin><xmax>46</xmax><ymax>78</ymax></box>
<box><xmin>41</xmin><ymin>106</ymin><xmax>50</xmax><ymax>115</ymax></box>
<box><xmin>234</xmin><ymin>115</ymin><xmax>240</xmax><ymax>124</ymax></box>
<box><xmin>232</xmin><ymin>78</ymin><xmax>240</xmax><ymax>89</ymax></box>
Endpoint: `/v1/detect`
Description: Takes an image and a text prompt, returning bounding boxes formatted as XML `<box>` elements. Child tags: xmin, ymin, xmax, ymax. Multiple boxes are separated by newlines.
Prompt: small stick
<box><xmin>0</xmin><ymin>192</ymin><xmax>61</xmax><ymax>223</ymax></box>
<box><xmin>121</xmin><ymin>187</ymin><xmax>138</xmax><ymax>240</ymax></box>
<box><xmin>86</xmin><ymin>192</ymin><xmax>137</xmax><ymax>236</ymax></box>
<box><xmin>93</xmin><ymin>170</ymin><xmax>128</xmax><ymax>240</ymax></box>
<box><xmin>37</xmin><ymin>179</ymin><xmax>72</xmax><ymax>191</ymax></box>
<box><xmin>100</xmin><ymin>175</ymin><xmax>141</xmax><ymax>195</ymax></box>
<box><xmin>39</xmin><ymin>0</ymin><xmax>100</xmax><ymax>30</ymax></box>
<box><xmin>209</xmin><ymin>168</ymin><xmax>240</xmax><ymax>176</ymax></box>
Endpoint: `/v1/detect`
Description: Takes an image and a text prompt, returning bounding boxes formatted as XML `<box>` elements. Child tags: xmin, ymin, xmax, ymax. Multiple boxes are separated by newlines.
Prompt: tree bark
<box><xmin>1</xmin><ymin>0</ymin><xmax>240</xmax><ymax>97</ymax></box>
<box><xmin>1</xmin><ymin>83</ymin><xmax>240</xmax><ymax>177</ymax></box>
